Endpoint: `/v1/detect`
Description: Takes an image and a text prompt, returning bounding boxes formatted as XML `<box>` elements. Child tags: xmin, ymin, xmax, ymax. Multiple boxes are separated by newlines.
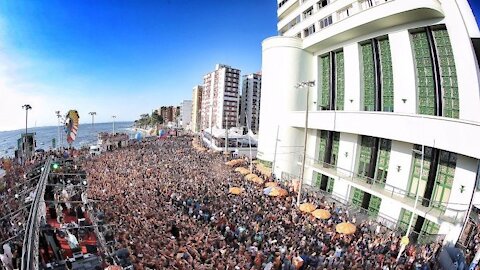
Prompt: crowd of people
<box><xmin>81</xmin><ymin>136</ymin><xmax>443</xmax><ymax>270</ymax></box>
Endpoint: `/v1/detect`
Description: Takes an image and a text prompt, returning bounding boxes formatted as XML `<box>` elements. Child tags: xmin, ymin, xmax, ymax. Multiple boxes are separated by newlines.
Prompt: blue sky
<box><xmin>0</xmin><ymin>0</ymin><xmax>277</xmax><ymax>130</ymax></box>
<box><xmin>0</xmin><ymin>1</ymin><xmax>479</xmax><ymax>131</ymax></box>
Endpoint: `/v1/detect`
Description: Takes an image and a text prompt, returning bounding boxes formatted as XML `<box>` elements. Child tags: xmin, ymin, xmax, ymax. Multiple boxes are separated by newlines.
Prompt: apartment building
<box><xmin>201</xmin><ymin>64</ymin><xmax>241</xmax><ymax>130</ymax></box>
<box><xmin>240</xmin><ymin>72</ymin><xmax>262</xmax><ymax>134</ymax></box>
<box><xmin>258</xmin><ymin>0</ymin><xmax>480</xmax><ymax>245</ymax></box>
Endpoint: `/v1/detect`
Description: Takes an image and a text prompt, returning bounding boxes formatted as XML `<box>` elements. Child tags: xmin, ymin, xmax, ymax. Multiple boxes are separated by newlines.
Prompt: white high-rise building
<box><xmin>240</xmin><ymin>72</ymin><xmax>262</xmax><ymax>134</ymax></box>
<box><xmin>179</xmin><ymin>100</ymin><xmax>192</xmax><ymax>129</ymax></box>
<box><xmin>258</xmin><ymin>0</ymin><xmax>480</xmax><ymax>245</ymax></box>
<box><xmin>191</xmin><ymin>85</ymin><xmax>203</xmax><ymax>133</ymax></box>
<box><xmin>201</xmin><ymin>64</ymin><xmax>241</xmax><ymax>130</ymax></box>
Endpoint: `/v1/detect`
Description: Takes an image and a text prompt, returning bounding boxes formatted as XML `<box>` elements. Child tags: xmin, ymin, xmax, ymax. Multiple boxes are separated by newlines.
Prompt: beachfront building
<box><xmin>179</xmin><ymin>100</ymin><xmax>192</xmax><ymax>129</ymax></box>
<box><xmin>240</xmin><ymin>72</ymin><xmax>262</xmax><ymax>134</ymax></box>
<box><xmin>258</xmin><ymin>0</ymin><xmax>480</xmax><ymax>245</ymax></box>
<box><xmin>160</xmin><ymin>106</ymin><xmax>173</xmax><ymax>123</ymax></box>
<box><xmin>200</xmin><ymin>64</ymin><xmax>241</xmax><ymax>131</ymax></box>
<box><xmin>191</xmin><ymin>85</ymin><xmax>203</xmax><ymax>133</ymax></box>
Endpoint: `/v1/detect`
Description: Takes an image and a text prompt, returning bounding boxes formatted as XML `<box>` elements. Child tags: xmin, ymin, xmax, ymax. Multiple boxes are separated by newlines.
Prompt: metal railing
<box><xmin>296</xmin><ymin>154</ymin><xmax>468</xmax><ymax>223</ymax></box>
<box><xmin>21</xmin><ymin>156</ymin><xmax>52</xmax><ymax>270</ymax></box>
<box><xmin>280</xmin><ymin>171</ymin><xmax>449</xmax><ymax>245</ymax></box>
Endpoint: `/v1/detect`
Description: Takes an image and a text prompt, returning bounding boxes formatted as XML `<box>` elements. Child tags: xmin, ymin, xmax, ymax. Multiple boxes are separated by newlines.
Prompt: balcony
<box><xmin>297</xmin><ymin>155</ymin><xmax>467</xmax><ymax>225</ymax></box>
<box><xmin>285</xmin><ymin>110</ymin><xmax>480</xmax><ymax>160</ymax></box>
<box><xmin>288</xmin><ymin>0</ymin><xmax>444</xmax><ymax>51</ymax></box>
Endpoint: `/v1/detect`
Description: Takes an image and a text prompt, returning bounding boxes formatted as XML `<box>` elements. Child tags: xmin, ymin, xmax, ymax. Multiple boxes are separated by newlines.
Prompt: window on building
<box><xmin>375</xmin><ymin>139</ymin><xmax>391</xmax><ymax>185</ymax></box>
<box><xmin>303</xmin><ymin>6</ymin><xmax>314</xmax><ymax>19</ymax></box>
<box><xmin>411</xmin><ymin>26</ymin><xmax>459</xmax><ymax>118</ymax></box>
<box><xmin>318</xmin><ymin>130</ymin><xmax>328</xmax><ymax>163</ymax></box>
<box><xmin>397</xmin><ymin>208</ymin><xmax>414</xmax><ymax>234</ymax></box>
<box><xmin>335</xmin><ymin>51</ymin><xmax>345</xmax><ymax>110</ymax></box>
<box><xmin>408</xmin><ymin>145</ymin><xmax>433</xmax><ymax>200</ymax></box>
<box><xmin>320</xmin><ymin>55</ymin><xmax>331</xmax><ymax>110</ymax></box>
<box><xmin>431</xmin><ymin>151</ymin><xmax>456</xmax><ymax>211</ymax></box>
<box><xmin>314</xmin><ymin>171</ymin><xmax>335</xmax><ymax>193</ymax></box>
<box><xmin>357</xmin><ymin>136</ymin><xmax>375</xmax><ymax>179</ymax></box>
<box><xmin>318</xmin><ymin>0</ymin><xmax>330</xmax><ymax>9</ymax></box>
<box><xmin>361</xmin><ymin>42</ymin><xmax>376</xmax><ymax>111</ymax></box>
<box><xmin>304</xmin><ymin>24</ymin><xmax>316</xmax><ymax>37</ymax></box>
<box><xmin>412</xmin><ymin>31</ymin><xmax>436</xmax><ymax>116</ymax></box>
<box><xmin>319</xmin><ymin>15</ymin><xmax>333</xmax><ymax>29</ymax></box>
<box><xmin>360</xmin><ymin>0</ymin><xmax>374</xmax><ymax>10</ymax></box>
<box><xmin>434</xmin><ymin>28</ymin><xmax>459</xmax><ymax>118</ymax></box>
<box><xmin>337</xmin><ymin>5</ymin><xmax>352</xmax><ymax>21</ymax></box>
<box><xmin>378</xmin><ymin>38</ymin><xmax>394</xmax><ymax>112</ymax></box>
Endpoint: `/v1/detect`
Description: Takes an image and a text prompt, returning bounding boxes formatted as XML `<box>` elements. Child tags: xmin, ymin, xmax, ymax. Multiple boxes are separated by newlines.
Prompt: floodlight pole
<box><xmin>296</xmin><ymin>80</ymin><xmax>315</xmax><ymax>206</ymax></box>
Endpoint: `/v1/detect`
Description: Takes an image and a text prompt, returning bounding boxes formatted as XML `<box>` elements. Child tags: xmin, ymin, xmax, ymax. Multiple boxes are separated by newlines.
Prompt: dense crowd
<box><xmin>82</xmin><ymin>136</ymin><xmax>443</xmax><ymax>270</ymax></box>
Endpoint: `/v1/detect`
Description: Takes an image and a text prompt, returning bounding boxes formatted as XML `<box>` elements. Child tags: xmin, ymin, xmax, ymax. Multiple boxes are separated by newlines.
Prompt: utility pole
<box><xmin>295</xmin><ymin>80</ymin><xmax>315</xmax><ymax>206</ymax></box>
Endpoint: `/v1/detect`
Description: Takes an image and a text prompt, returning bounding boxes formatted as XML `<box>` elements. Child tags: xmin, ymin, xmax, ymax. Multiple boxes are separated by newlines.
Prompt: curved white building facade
<box><xmin>258</xmin><ymin>0</ymin><xmax>480</xmax><ymax>244</ymax></box>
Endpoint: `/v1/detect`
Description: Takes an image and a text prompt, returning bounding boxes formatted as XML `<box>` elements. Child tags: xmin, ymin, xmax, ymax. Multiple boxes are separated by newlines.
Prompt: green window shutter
<box><xmin>318</xmin><ymin>130</ymin><xmax>327</xmax><ymax>163</ymax></box>
<box><xmin>431</xmin><ymin>151</ymin><xmax>455</xmax><ymax>211</ymax></box>
<box><xmin>368</xmin><ymin>195</ymin><xmax>382</xmax><ymax>217</ymax></box>
<box><xmin>433</xmin><ymin>29</ymin><xmax>459</xmax><ymax>119</ymax></box>
<box><xmin>331</xmin><ymin>132</ymin><xmax>340</xmax><ymax>166</ymax></box>
<box><xmin>408</xmin><ymin>145</ymin><xmax>432</xmax><ymax>199</ymax></box>
<box><xmin>326</xmin><ymin>177</ymin><xmax>335</xmax><ymax>193</ymax></box>
<box><xmin>361</xmin><ymin>43</ymin><xmax>376</xmax><ymax>111</ymax></box>
<box><xmin>320</xmin><ymin>55</ymin><xmax>331</xmax><ymax>110</ymax></box>
<box><xmin>335</xmin><ymin>51</ymin><xmax>345</xmax><ymax>110</ymax></box>
<box><xmin>398</xmin><ymin>208</ymin><xmax>414</xmax><ymax>233</ymax></box>
<box><xmin>379</xmin><ymin>38</ymin><xmax>394</xmax><ymax>112</ymax></box>
<box><xmin>351</xmin><ymin>187</ymin><xmax>364</xmax><ymax>207</ymax></box>
<box><xmin>357</xmin><ymin>136</ymin><xmax>374</xmax><ymax>178</ymax></box>
<box><xmin>412</xmin><ymin>32</ymin><xmax>436</xmax><ymax>116</ymax></box>
<box><xmin>375</xmin><ymin>139</ymin><xmax>391</xmax><ymax>185</ymax></box>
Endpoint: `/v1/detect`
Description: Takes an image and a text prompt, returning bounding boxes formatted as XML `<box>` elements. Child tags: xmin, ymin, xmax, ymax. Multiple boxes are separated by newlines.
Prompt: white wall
<box><xmin>389</xmin><ymin>30</ymin><xmax>417</xmax><ymax>114</ymax></box>
<box><xmin>257</xmin><ymin>36</ymin><xmax>312</xmax><ymax>164</ymax></box>
<box><xmin>385</xmin><ymin>141</ymin><xmax>414</xmax><ymax>193</ymax></box>
<box><xmin>336</xmin><ymin>132</ymin><xmax>359</xmax><ymax>177</ymax></box>
<box><xmin>445</xmin><ymin>155</ymin><xmax>479</xmax><ymax>217</ymax></box>
<box><xmin>343</xmin><ymin>43</ymin><xmax>361</xmax><ymax>111</ymax></box>
<box><xmin>442</xmin><ymin>0</ymin><xmax>480</xmax><ymax>122</ymax></box>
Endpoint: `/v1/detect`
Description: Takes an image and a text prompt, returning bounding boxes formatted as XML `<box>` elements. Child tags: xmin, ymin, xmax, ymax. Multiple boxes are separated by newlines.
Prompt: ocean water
<box><xmin>0</xmin><ymin>121</ymin><xmax>134</xmax><ymax>158</ymax></box>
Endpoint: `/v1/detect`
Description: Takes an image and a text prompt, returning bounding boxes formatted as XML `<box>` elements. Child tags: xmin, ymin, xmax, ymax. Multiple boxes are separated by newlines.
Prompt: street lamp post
<box><xmin>398</xmin><ymin>144</ymin><xmax>425</xmax><ymax>260</ymax></box>
<box><xmin>55</xmin><ymin>111</ymin><xmax>61</xmax><ymax>149</ymax></box>
<box><xmin>89</xmin><ymin>112</ymin><xmax>97</xmax><ymax>127</ymax></box>
<box><xmin>112</xmin><ymin>115</ymin><xmax>117</xmax><ymax>135</ymax></box>
<box><xmin>296</xmin><ymin>80</ymin><xmax>315</xmax><ymax>206</ymax></box>
<box><xmin>22</xmin><ymin>104</ymin><xmax>32</xmax><ymax>135</ymax></box>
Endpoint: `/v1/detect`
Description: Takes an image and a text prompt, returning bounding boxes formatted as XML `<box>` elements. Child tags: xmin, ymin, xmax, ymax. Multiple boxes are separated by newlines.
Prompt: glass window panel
<box><xmin>379</xmin><ymin>38</ymin><xmax>394</xmax><ymax>112</ymax></box>
<box><xmin>362</xmin><ymin>43</ymin><xmax>376</xmax><ymax>111</ymax></box>
<box><xmin>320</xmin><ymin>55</ymin><xmax>331</xmax><ymax>110</ymax></box>
<box><xmin>335</xmin><ymin>51</ymin><xmax>345</xmax><ymax>110</ymax></box>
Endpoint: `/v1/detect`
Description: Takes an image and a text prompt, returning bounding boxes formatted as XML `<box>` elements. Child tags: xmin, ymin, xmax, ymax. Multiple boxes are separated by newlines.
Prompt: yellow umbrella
<box><xmin>265</xmin><ymin>182</ymin><xmax>278</xmax><ymax>188</ymax></box>
<box><xmin>252</xmin><ymin>176</ymin><xmax>264</xmax><ymax>185</ymax></box>
<box><xmin>245</xmin><ymin>173</ymin><xmax>257</xmax><ymax>181</ymax></box>
<box><xmin>335</xmin><ymin>222</ymin><xmax>357</xmax><ymax>235</ymax></box>
<box><xmin>229</xmin><ymin>187</ymin><xmax>243</xmax><ymax>195</ymax></box>
<box><xmin>269</xmin><ymin>187</ymin><xmax>288</xmax><ymax>197</ymax></box>
<box><xmin>240</xmin><ymin>168</ymin><xmax>251</xmax><ymax>175</ymax></box>
<box><xmin>312</xmin><ymin>209</ymin><xmax>331</xmax><ymax>220</ymax></box>
<box><xmin>299</xmin><ymin>203</ymin><xmax>317</xmax><ymax>213</ymax></box>
<box><xmin>235</xmin><ymin>167</ymin><xmax>246</xmax><ymax>172</ymax></box>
